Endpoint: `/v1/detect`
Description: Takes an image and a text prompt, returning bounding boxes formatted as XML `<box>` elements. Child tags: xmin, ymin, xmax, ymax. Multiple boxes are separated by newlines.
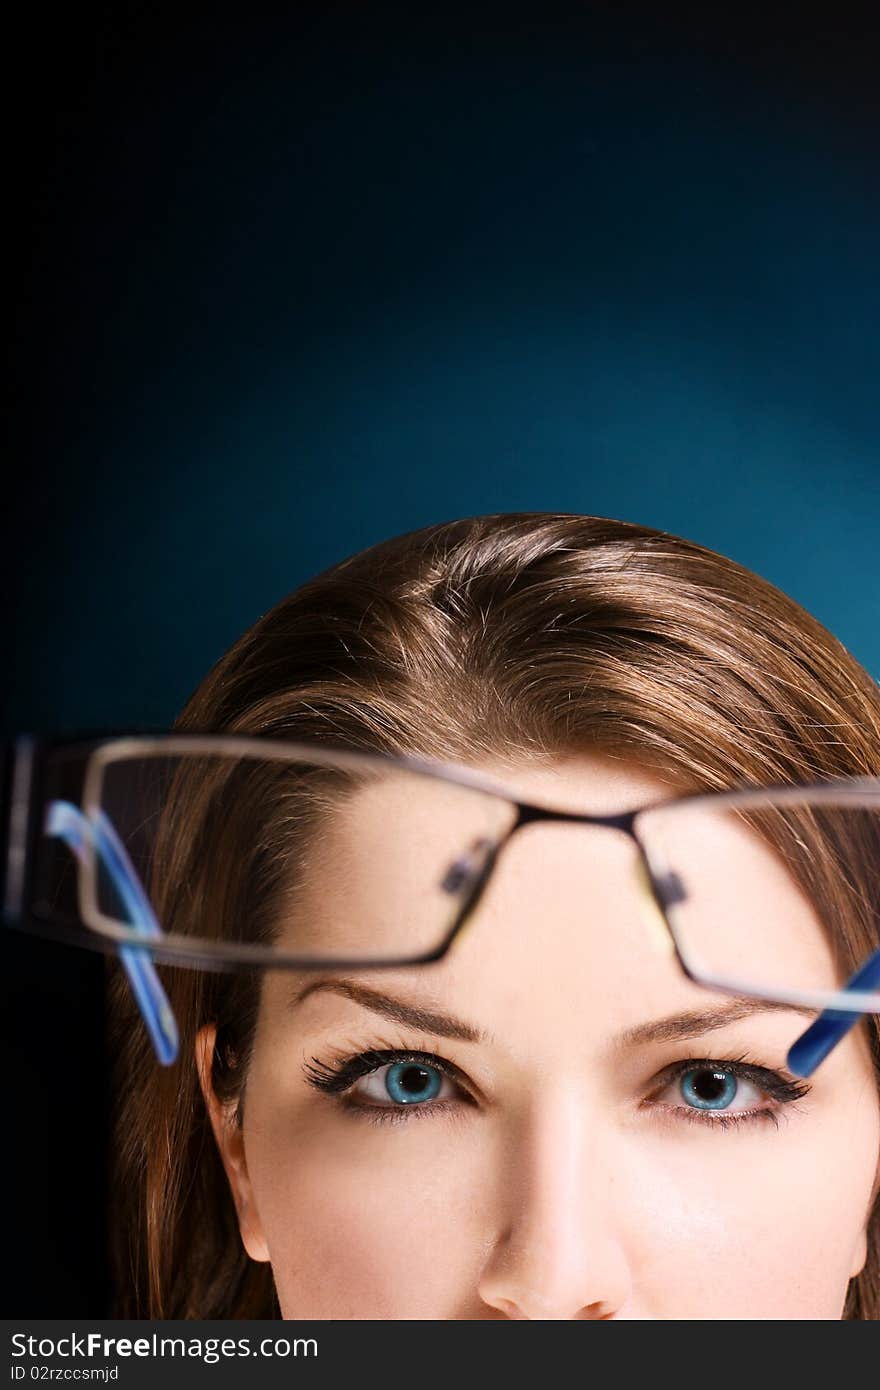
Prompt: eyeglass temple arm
<box><xmin>786</xmin><ymin>948</ymin><xmax>880</xmax><ymax>1077</ymax></box>
<box><xmin>44</xmin><ymin>801</ymin><xmax>179</xmax><ymax>1066</ymax></box>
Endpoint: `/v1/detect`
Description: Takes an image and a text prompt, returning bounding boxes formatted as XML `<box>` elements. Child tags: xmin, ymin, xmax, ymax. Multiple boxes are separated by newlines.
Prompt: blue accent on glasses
<box><xmin>44</xmin><ymin>801</ymin><xmax>179</xmax><ymax>1066</ymax></box>
<box><xmin>787</xmin><ymin>947</ymin><xmax>880</xmax><ymax>1077</ymax></box>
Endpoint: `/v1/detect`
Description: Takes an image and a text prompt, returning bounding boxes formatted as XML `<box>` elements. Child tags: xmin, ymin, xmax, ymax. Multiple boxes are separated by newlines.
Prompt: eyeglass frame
<box><xmin>4</xmin><ymin>731</ymin><xmax>880</xmax><ymax>1078</ymax></box>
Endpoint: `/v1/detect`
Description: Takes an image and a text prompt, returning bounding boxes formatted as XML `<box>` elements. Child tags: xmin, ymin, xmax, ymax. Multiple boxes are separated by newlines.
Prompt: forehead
<box><xmin>456</xmin><ymin>748</ymin><xmax>688</xmax><ymax>811</ymax></box>
<box><xmin>265</xmin><ymin>751</ymin><xmax>836</xmax><ymax>1055</ymax></box>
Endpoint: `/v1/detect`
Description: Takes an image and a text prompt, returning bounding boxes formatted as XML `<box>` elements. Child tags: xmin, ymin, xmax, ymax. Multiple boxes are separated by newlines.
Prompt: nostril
<box><xmin>487</xmin><ymin>1297</ymin><xmax>529</xmax><ymax>1319</ymax></box>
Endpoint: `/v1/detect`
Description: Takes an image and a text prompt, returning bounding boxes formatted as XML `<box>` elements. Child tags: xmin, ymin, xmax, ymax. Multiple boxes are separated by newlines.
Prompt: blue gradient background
<box><xmin>9</xmin><ymin>12</ymin><xmax>880</xmax><ymax>732</ymax></box>
<box><xmin>5</xmin><ymin>9</ymin><xmax>880</xmax><ymax>1315</ymax></box>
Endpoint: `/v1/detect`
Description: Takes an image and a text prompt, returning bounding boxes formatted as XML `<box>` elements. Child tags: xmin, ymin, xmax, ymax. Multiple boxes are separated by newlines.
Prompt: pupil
<box><xmin>400</xmin><ymin>1066</ymin><xmax>430</xmax><ymax>1094</ymax></box>
<box><xmin>694</xmin><ymin>1070</ymin><xmax>727</xmax><ymax>1101</ymax></box>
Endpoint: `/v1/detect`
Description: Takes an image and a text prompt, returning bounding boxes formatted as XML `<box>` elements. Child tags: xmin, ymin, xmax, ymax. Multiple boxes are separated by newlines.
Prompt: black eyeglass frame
<box><xmin>5</xmin><ymin>732</ymin><xmax>880</xmax><ymax>1013</ymax></box>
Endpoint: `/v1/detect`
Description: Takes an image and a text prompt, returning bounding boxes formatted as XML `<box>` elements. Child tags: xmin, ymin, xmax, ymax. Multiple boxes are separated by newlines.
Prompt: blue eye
<box><xmin>349</xmin><ymin>1058</ymin><xmax>451</xmax><ymax>1107</ymax></box>
<box><xmin>680</xmin><ymin>1067</ymin><xmax>739</xmax><ymax>1110</ymax></box>
<box><xmin>646</xmin><ymin>1058</ymin><xmax>809</xmax><ymax>1128</ymax></box>
<box><xmin>304</xmin><ymin>1048</ymin><xmax>464</xmax><ymax>1116</ymax></box>
<box><xmin>383</xmin><ymin>1062</ymin><xmax>443</xmax><ymax>1104</ymax></box>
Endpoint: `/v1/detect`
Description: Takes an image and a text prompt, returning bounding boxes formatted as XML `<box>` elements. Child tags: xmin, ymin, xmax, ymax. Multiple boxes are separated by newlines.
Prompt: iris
<box><xmin>680</xmin><ymin>1067</ymin><xmax>737</xmax><ymax>1111</ymax></box>
<box><xmin>384</xmin><ymin>1062</ymin><xmax>443</xmax><ymax>1104</ymax></box>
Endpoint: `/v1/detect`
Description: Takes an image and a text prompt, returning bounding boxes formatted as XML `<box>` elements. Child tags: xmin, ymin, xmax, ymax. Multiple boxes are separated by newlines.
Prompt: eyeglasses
<box><xmin>4</xmin><ymin>733</ymin><xmax>880</xmax><ymax>1077</ymax></box>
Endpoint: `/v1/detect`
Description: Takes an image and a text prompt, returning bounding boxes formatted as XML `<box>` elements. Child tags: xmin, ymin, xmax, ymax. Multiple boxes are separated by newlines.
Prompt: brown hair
<box><xmin>107</xmin><ymin>511</ymin><xmax>880</xmax><ymax>1318</ymax></box>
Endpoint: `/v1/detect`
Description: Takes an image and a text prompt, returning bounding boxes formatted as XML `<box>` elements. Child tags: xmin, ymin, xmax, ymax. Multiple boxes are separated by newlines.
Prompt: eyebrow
<box><xmin>615</xmin><ymin>997</ymin><xmax>817</xmax><ymax>1048</ymax></box>
<box><xmin>292</xmin><ymin>978</ymin><xmax>491</xmax><ymax>1043</ymax></box>
<box><xmin>291</xmin><ymin>979</ymin><xmax>816</xmax><ymax>1049</ymax></box>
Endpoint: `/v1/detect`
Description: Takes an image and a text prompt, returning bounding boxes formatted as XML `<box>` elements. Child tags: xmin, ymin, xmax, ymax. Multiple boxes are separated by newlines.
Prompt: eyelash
<box><xmin>645</xmin><ymin>1055</ymin><xmax>810</xmax><ymax>1131</ymax></box>
<box><xmin>303</xmin><ymin>1045</ymin><xmax>811</xmax><ymax>1130</ymax></box>
<box><xmin>304</xmin><ymin>1047</ymin><xmax>471</xmax><ymax>1127</ymax></box>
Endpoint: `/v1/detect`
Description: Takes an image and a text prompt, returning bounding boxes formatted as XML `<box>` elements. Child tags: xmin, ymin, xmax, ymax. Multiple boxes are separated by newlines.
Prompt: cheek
<box><xmin>243</xmin><ymin>1104</ymin><xmax>489</xmax><ymax>1319</ymax></box>
<box><xmin>629</xmin><ymin>1111</ymin><xmax>879</xmax><ymax>1318</ymax></box>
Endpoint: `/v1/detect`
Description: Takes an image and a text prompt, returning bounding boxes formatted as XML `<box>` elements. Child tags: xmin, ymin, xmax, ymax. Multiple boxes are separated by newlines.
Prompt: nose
<box><xmin>478</xmin><ymin>1084</ymin><xmax>632</xmax><ymax>1319</ymax></box>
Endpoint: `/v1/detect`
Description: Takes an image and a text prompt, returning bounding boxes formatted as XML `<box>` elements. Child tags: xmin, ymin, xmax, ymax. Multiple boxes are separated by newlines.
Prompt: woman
<box><xmin>107</xmin><ymin>511</ymin><xmax>880</xmax><ymax>1318</ymax></box>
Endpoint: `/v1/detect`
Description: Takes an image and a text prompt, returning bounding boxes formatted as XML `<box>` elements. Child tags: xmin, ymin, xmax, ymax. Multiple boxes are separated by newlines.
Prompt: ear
<box><xmin>849</xmin><ymin>1151</ymin><xmax>880</xmax><ymax>1281</ymax></box>
<box><xmin>194</xmin><ymin>1024</ymin><xmax>271</xmax><ymax>1263</ymax></box>
<box><xmin>849</xmin><ymin>1226</ymin><xmax>869</xmax><ymax>1281</ymax></box>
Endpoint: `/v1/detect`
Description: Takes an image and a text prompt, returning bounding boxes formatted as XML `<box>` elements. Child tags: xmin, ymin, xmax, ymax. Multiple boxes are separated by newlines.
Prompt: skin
<box><xmin>197</xmin><ymin>752</ymin><xmax>880</xmax><ymax>1319</ymax></box>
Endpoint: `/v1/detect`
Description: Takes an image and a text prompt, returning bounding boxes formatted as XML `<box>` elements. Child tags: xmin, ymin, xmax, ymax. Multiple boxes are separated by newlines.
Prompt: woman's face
<box><xmin>198</xmin><ymin>753</ymin><xmax>880</xmax><ymax>1319</ymax></box>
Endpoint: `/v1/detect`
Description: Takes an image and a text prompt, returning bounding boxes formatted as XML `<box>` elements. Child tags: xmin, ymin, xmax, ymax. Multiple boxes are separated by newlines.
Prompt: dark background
<box><xmin>5</xmin><ymin>5</ymin><xmax>880</xmax><ymax>1315</ymax></box>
